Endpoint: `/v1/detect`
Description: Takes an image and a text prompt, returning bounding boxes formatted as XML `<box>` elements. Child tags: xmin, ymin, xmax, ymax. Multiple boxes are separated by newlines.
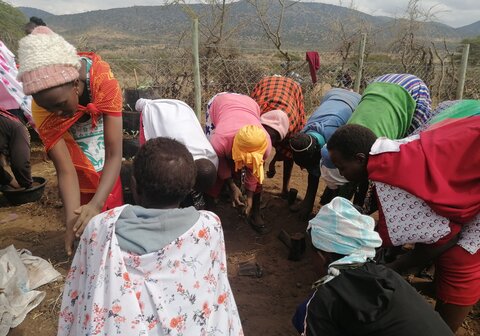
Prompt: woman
<box><xmin>326</xmin><ymin>117</ymin><xmax>480</xmax><ymax>333</ymax></box>
<box><xmin>58</xmin><ymin>138</ymin><xmax>243</xmax><ymax>335</ymax></box>
<box><xmin>320</xmin><ymin>74</ymin><xmax>432</xmax><ymax>206</ymax></box>
<box><xmin>18</xmin><ymin>27</ymin><xmax>123</xmax><ymax>255</ymax></box>
<box><xmin>293</xmin><ymin>198</ymin><xmax>452</xmax><ymax>336</ymax></box>
<box><xmin>137</xmin><ymin>98</ymin><xmax>218</xmax><ymax>209</ymax></box>
<box><xmin>205</xmin><ymin>92</ymin><xmax>271</xmax><ymax>234</ymax></box>
<box><xmin>250</xmin><ymin>76</ymin><xmax>306</xmax><ymax>196</ymax></box>
<box><xmin>288</xmin><ymin>88</ymin><xmax>361</xmax><ymax>219</ymax></box>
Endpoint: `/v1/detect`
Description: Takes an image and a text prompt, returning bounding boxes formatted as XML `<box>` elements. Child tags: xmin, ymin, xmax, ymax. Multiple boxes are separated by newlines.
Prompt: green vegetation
<box><xmin>0</xmin><ymin>1</ymin><xmax>27</xmax><ymax>52</ymax></box>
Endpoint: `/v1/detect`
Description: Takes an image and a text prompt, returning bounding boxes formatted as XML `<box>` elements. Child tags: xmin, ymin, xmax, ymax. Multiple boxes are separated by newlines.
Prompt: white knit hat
<box><xmin>17</xmin><ymin>26</ymin><xmax>81</xmax><ymax>95</ymax></box>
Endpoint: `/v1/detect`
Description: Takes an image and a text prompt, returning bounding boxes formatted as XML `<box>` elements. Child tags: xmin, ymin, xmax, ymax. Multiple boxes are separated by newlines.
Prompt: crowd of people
<box><xmin>0</xmin><ymin>20</ymin><xmax>478</xmax><ymax>336</ymax></box>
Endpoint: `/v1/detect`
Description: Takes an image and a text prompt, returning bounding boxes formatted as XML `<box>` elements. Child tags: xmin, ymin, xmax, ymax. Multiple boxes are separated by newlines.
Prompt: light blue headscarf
<box><xmin>308</xmin><ymin>197</ymin><xmax>382</xmax><ymax>265</ymax></box>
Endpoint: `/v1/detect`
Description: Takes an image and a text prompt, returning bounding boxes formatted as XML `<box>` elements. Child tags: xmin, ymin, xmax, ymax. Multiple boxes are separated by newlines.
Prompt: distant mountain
<box><xmin>16</xmin><ymin>1</ymin><xmax>480</xmax><ymax>51</ymax></box>
<box><xmin>457</xmin><ymin>20</ymin><xmax>480</xmax><ymax>37</ymax></box>
<box><xmin>18</xmin><ymin>7</ymin><xmax>54</xmax><ymax>20</ymax></box>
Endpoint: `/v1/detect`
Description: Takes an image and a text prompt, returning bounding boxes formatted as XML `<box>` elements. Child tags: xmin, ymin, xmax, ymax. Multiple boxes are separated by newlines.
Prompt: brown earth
<box><xmin>0</xmin><ymin>146</ymin><xmax>478</xmax><ymax>336</ymax></box>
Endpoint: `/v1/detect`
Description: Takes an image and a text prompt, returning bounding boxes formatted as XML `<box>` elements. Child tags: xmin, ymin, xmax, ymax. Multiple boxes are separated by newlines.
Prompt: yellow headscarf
<box><xmin>232</xmin><ymin>125</ymin><xmax>269</xmax><ymax>184</ymax></box>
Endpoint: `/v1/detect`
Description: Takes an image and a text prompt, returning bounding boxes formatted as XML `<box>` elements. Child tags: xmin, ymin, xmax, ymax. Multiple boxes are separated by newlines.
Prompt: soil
<box><xmin>0</xmin><ymin>145</ymin><xmax>478</xmax><ymax>336</ymax></box>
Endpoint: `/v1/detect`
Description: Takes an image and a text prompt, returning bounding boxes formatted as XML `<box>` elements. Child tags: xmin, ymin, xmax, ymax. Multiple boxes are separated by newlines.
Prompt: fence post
<box><xmin>354</xmin><ymin>33</ymin><xmax>367</xmax><ymax>93</ymax></box>
<box><xmin>456</xmin><ymin>43</ymin><xmax>470</xmax><ymax>100</ymax></box>
<box><xmin>192</xmin><ymin>18</ymin><xmax>202</xmax><ymax>120</ymax></box>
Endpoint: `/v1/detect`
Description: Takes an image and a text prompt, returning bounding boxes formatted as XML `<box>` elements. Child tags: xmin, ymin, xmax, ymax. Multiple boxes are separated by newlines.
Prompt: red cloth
<box><xmin>250</xmin><ymin>76</ymin><xmax>306</xmax><ymax>159</ymax></box>
<box><xmin>306</xmin><ymin>51</ymin><xmax>320</xmax><ymax>84</ymax></box>
<box><xmin>435</xmin><ymin>245</ymin><xmax>480</xmax><ymax>305</ymax></box>
<box><xmin>368</xmin><ymin>116</ymin><xmax>480</xmax><ymax>224</ymax></box>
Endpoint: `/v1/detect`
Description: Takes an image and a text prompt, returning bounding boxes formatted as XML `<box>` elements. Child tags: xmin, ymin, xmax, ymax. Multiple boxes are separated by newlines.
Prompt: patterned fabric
<box><xmin>308</xmin><ymin>197</ymin><xmax>382</xmax><ymax>265</ymax></box>
<box><xmin>32</xmin><ymin>52</ymin><xmax>122</xmax><ymax>199</ymax></box>
<box><xmin>250</xmin><ymin>76</ymin><xmax>306</xmax><ymax>159</ymax></box>
<box><xmin>375</xmin><ymin>182</ymin><xmax>480</xmax><ymax>254</ymax></box>
<box><xmin>374</xmin><ymin>74</ymin><xmax>432</xmax><ymax>134</ymax></box>
<box><xmin>58</xmin><ymin>206</ymin><xmax>244</xmax><ymax>336</ymax></box>
<box><xmin>0</xmin><ymin>41</ymin><xmax>33</xmax><ymax>126</ymax></box>
<box><xmin>368</xmin><ymin>116</ymin><xmax>480</xmax><ymax>225</ymax></box>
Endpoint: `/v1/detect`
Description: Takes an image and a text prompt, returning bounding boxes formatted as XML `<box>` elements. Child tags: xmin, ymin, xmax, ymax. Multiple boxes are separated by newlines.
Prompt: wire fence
<box><xmin>101</xmin><ymin>45</ymin><xmax>479</xmax><ymax>120</ymax></box>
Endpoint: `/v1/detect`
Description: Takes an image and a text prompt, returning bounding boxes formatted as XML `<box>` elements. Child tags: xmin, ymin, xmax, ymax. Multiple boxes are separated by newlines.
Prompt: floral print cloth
<box><xmin>58</xmin><ymin>206</ymin><xmax>244</xmax><ymax>336</ymax></box>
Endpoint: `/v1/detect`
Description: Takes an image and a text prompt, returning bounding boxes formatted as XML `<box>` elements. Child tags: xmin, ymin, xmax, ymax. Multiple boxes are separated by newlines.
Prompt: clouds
<box><xmin>8</xmin><ymin>0</ymin><xmax>480</xmax><ymax>27</ymax></box>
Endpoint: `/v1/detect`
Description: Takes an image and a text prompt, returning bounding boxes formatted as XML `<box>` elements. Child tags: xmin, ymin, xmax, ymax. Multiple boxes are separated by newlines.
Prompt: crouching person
<box><xmin>293</xmin><ymin>197</ymin><xmax>453</xmax><ymax>336</ymax></box>
<box><xmin>136</xmin><ymin>98</ymin><xmax>218</xmax><ymax>209</ymax></box>
<box><xmin>58</xmin><ymin>137</ymin><xmax>244</xmax><ymax>336</ymax></box>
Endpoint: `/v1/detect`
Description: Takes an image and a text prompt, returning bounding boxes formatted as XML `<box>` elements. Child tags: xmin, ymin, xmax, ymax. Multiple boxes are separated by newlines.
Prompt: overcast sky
<box><xmin>6</xmin><ymin>0</ymin><xmax>480</xmax><ymax>28</ymax></box>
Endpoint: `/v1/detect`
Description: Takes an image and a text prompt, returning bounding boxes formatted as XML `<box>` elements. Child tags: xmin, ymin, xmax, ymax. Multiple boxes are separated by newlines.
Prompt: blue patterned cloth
<box><xmin>308</xmin><ymin>197</ymin><xmax>382</xmax><ymax>265</ymax></box>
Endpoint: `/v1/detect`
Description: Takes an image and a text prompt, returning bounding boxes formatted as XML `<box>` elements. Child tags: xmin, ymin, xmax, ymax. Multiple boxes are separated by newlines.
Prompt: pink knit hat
<box><xmin>260</xmin><ymin>109</ymin><xmax>289</xmax><ymax>140</ymax></box>
<box><xmin>17</xmin><ymin>26</ymin><xmax>81</xmax><ymax>95</ymax></box>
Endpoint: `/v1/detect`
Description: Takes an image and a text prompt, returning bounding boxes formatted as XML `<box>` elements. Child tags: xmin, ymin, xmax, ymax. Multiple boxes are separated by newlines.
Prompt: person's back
<box><xmin>304</xmin><ymin>263</ymin><xmax>453</xmax><ymax>336</ymax></box>
<box><xmin>136</xmin><ymin>98</ymin><xmax>218</xmax><ymax>169</ymax></box>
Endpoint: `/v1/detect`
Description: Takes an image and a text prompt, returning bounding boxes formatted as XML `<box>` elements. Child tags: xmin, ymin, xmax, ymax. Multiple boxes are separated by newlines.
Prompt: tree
<box><xmin>246</xmin><ymin>0</ymin><xmax>300</xmax><ymax>72</ymax></box>
<box><xmin>0</xmin><ymin>1</ymin><xmax>27</xmax><ymax>52</ymax></box>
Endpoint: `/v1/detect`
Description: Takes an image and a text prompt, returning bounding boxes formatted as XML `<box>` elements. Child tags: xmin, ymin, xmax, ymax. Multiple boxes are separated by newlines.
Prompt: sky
<box><xmin>6</xmin><ymin>0</ymin><xmax>480</xmax><ymax>28</ymax></box>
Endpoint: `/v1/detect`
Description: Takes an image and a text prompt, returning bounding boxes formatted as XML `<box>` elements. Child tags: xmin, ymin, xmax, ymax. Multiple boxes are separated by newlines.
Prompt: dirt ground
<box><xmin>1</xmin><ymin>145</ymin><xmax>479</xmax><ymax>336</ymax></box>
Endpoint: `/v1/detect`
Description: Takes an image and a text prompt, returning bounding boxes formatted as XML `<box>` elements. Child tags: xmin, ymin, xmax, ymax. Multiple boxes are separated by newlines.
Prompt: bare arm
<box><xmin>48</xmin><ymin>138</ymin><xmax>81</xmax><ymax>256</ymax></box>
<box><xmin>387</xmin><ymin>234</ymin><xmax>460</xmax><ymax>274</ymax></box>
<box><xmin>73</xmin><ymin>115</ymin><xmax>123</xmax><ymax>235</ymax></box>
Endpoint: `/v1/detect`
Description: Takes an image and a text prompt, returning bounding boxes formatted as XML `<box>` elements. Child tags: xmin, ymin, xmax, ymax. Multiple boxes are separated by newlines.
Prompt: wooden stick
<box><xmin>133</xmin><ymin>68</ymin><xmax>139</xmax><ymax>88</ymax></box>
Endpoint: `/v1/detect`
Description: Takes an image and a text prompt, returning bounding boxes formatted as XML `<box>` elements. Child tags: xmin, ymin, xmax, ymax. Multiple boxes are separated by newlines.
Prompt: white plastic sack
<box><xmin>0</xmin><ymin>245</ymin><xmax>61</xmax><ymax>336</ymax></box>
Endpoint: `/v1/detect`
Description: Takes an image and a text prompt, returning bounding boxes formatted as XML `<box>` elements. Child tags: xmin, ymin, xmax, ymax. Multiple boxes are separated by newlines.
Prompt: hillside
<box><xmin>17</xmin><ymin>1</ymin><xmax>479</xmax><ymax>51</ymax></box>
<box><xmin>458</xmin><ymin>20</ymin><xmax>480</xmax><ymax>37</ymax></box>
<box><xmin>0</xmin><ymin>1</ymin><xmax>27</xmax><ymax>51</ymax></box>
<box><xmin>18</xmin><ymin>6</ymin><xmax>54</xmax><ymax>20</ymax></box>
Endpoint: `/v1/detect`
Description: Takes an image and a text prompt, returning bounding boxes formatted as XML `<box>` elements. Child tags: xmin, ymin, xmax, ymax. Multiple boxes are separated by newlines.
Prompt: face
<box><xmin>32</xmin><ymin>81</ymin><xmax>79</xmax><ymax>118</ymax></box>
<box><xmin>311</xmin><ymin>248</ymin><xmax>330</xmax><ymax>278</ymax></box>
<box><xmin>25</xmin><ymin>23</ymin><xmax>36</xmax><ymax>35</ymax></box>
<box><xmin>292</xmin><ymin>151</ymin><xmax>320</xmax><ymax>171</ymax></box>
<box><xmin>262</xmin><ymin>124</ymin><xmax>280</xmax><ymax>146</ymax></box>
<box><xmin>329</xmin><ymin>149</ymin><xmax>367</xmax><ymax>182</ymax></box>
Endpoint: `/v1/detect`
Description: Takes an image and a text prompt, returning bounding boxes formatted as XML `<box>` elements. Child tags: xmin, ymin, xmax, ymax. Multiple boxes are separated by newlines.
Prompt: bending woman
<box><xmin>18</xmin><ymin>27</ymin><xmax>123</xmax><ymax>255</ymax></box>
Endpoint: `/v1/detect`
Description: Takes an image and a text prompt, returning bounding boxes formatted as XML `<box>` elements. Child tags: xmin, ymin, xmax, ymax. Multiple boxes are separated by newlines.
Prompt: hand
<box><xmin>230</xmin><ymin>183</ymin><xmax>245</xmax><ymax>208</ymax></box>
<box><xmin>266</xmin><ymin>161</ymin><xmax>276</xmax><ymax>178</ymax></box>
<box><xmin>73</xmin><ymin>202</ymin><xmax>102</xmax><ymax>238</ymax></box>
<box><xmin>64</xmin><ymin>229</ymin><xmax>75</xmax><ymax>257</ymax></box>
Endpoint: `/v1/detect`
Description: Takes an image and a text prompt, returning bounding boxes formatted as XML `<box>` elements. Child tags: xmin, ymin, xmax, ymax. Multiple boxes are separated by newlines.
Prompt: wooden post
<box><xmin>354</xmin><ymin>33</ymin><xmax>367</xmax><ymax>93</ymax></box>
<box><xmin>192</xmin><ymin>18</ymin><xmax>202</xmax><ymax>120</ymax></box>
<box><xmin>456</xmin><ymin>43</ymin><xmax>470</xmax><ymax>100</ymax></box>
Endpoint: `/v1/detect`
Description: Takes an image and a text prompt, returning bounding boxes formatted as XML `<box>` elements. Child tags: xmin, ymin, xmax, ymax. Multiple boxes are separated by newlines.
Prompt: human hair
<box><xmin>133</xmin><ymin>137</ymin><xmax>196</xmax><ymax>207</ymax></box>
<box><xmin>327</xmin><ymin>124</ymin><xmax>377</xmax><ymax>160</ymax></box>
<box><xmin>194</xmin><ymin>158</ymin><xmax>217</xmax><ymax>192</ymax></box>
<box><xmin>289</xmin><ymin>133</ymin><xmax>320</xmax><ymax>167</ymax></box>
<box><xmin>29</xmin><ymin>17</ymin><xmax>46</xmax><ymax>26</ymax></box>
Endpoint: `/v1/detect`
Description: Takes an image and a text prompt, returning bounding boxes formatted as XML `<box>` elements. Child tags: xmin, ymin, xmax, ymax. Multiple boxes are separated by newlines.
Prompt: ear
<box><xmin>354</xmin><ymin>153</ymin><xmax>367</xmax><ymax>165</ymax></box>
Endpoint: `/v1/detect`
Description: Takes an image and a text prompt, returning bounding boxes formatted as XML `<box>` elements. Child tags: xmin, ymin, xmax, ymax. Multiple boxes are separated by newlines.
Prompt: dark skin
<box><xmin>329</xmin><ymin>147</ymin><xmax>473</xmax><ymax>333</ymax></box>
<box><xmin>32</xmin><ymin>60</ymin><xmax>123</xmax><ymax>256</ymax></box>
<box><xmin>289</xmin><ymin>134</ymin><xmax>321</xmax><ymax>220</ymax></box>
<box><xmin>263</xmin><ymin>124</ymin><xmax>293</xmax><ymax>197</ymax></box>
<box><xmin>131</xmin><ymin>176</ymin><xmax>178</xmax><ymax>210</ymax></box>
